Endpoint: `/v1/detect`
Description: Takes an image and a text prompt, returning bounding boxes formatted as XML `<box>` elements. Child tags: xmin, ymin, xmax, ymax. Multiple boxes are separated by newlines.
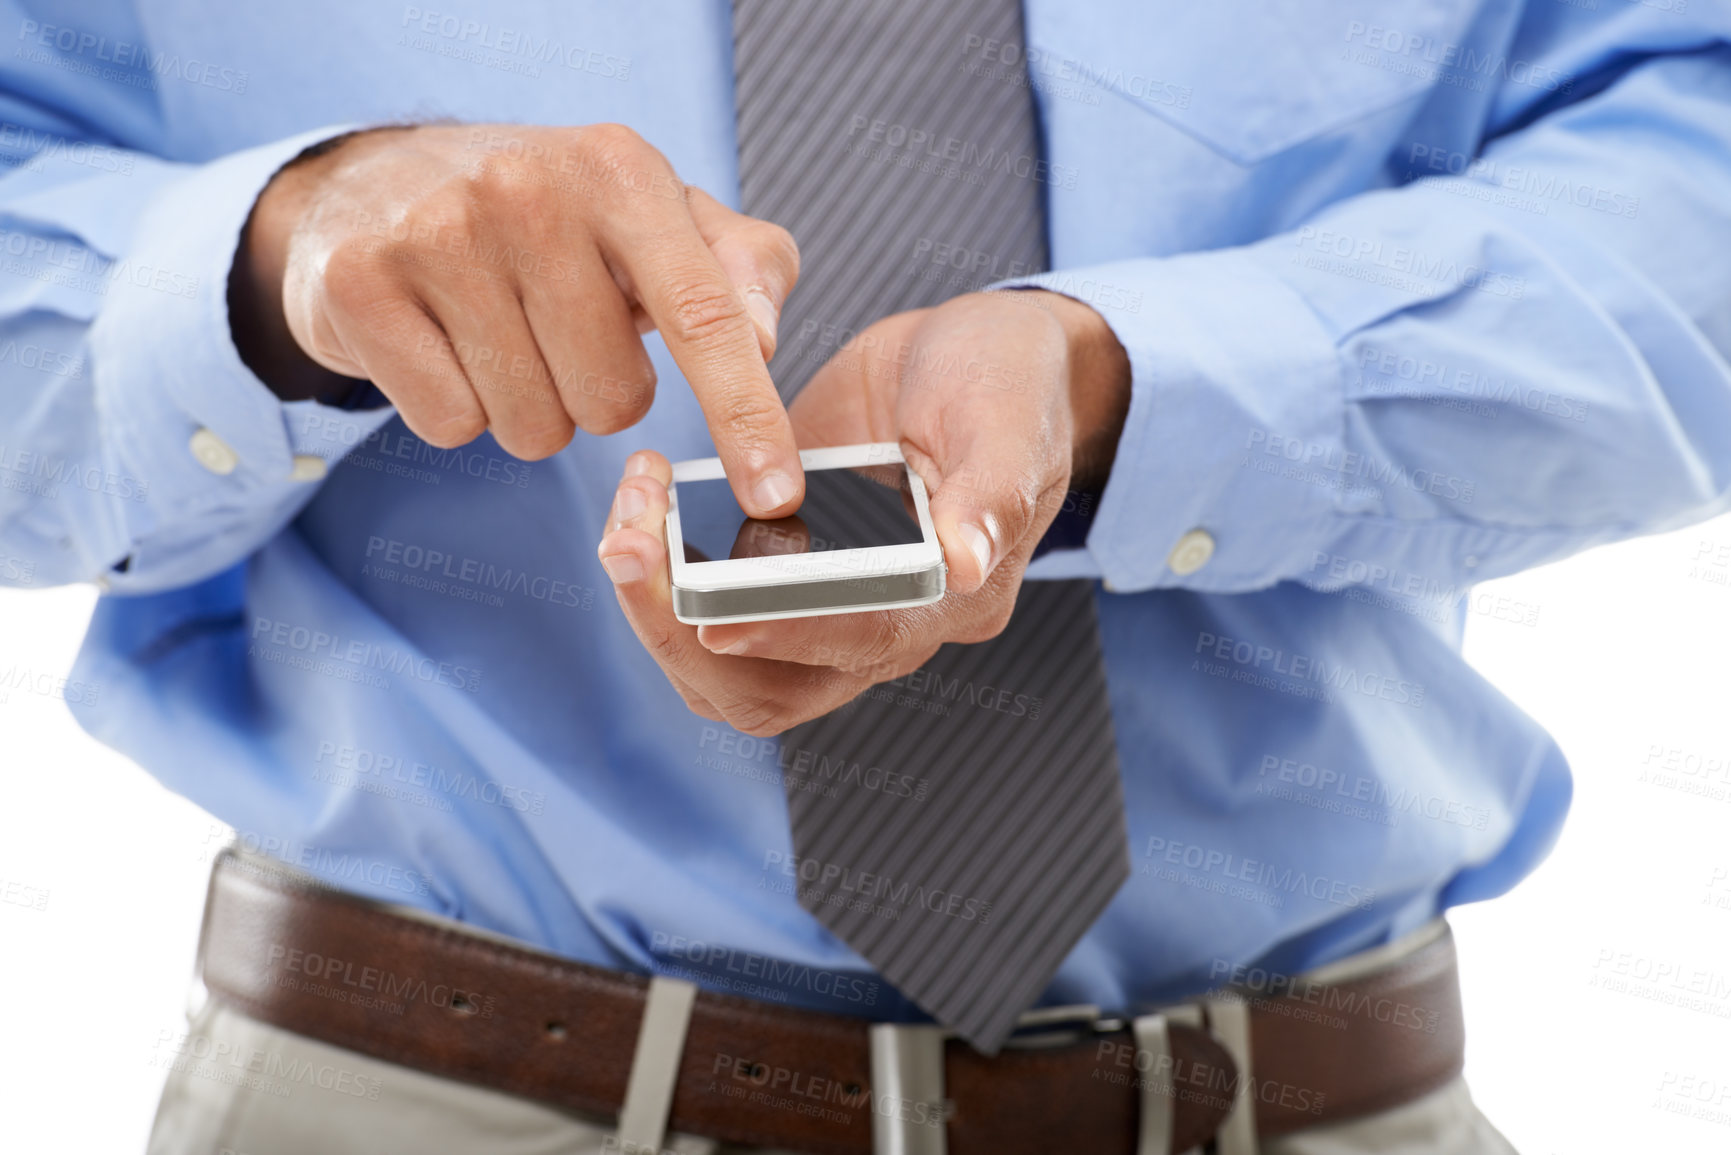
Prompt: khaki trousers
<box><xmin>148</xmin><ymin>996</ymin><xmax>1517</xmax><ymax>1155</ymax></box>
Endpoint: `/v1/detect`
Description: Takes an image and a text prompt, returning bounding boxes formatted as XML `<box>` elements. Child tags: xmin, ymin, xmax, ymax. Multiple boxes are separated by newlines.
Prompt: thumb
<box><xmin>926</xmin><ymin>465</ymin><xmax>1008</xmax><ymax>596</ymax></box>
<box><xmin>686</xmin><ymin>187</ymin><xmax>800</xmax><ymax>362</ymax></box>
<box><xmin>922</xmin><ymin>438</ymin><xmax>1060</xmax><ymax>597</ymax></box>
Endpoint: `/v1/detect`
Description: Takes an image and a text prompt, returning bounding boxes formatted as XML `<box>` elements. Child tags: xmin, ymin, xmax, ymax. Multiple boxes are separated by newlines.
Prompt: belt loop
<box><xmin>1205</xmin><ymin>996</ymin><xmax>1258</xmax><ymax>1155</ymax></box>
<box><xmin>616</xmin><ymin>976</ymin><xmax>699</xmax><ymax>1154</ymax></box>
<box><xmin>1163</xmin><ymin>1003</ymin><xmax>1204</xmax><ymax>1031</ymax></box>
<box><xmin>1131</xmin><ymin>1013</ymin><xmax>1174</xmax><ymax>1155</ymax></box>
<box><xmin>869</xmin><ymin>1023</ymin><xmax>948</xmax><ymax>1155</ymax></box>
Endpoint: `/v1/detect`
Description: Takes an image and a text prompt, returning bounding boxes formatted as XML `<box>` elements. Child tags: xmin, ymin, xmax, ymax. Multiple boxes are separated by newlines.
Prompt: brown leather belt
<box><xmin>196</xmin><ymin>849</ymin><xmax>1465</xmax><ymax>1153</ymax></box>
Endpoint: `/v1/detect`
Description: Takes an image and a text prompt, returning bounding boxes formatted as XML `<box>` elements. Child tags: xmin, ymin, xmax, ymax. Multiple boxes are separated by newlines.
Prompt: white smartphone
<box><xmin>666</xmin><ymin>443</ymin><xmax>947</xmax><ymax>625</ymax></box>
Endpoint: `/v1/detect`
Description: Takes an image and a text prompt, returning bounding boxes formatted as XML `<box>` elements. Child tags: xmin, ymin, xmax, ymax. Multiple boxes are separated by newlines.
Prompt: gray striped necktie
<box><xmin>733</xmin><ymin>0</ymin><xmax>1131</xmax><ymax>1054</ymax></box>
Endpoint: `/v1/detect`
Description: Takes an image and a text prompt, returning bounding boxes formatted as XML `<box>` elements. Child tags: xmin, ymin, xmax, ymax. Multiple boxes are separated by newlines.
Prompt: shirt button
<box><xmin>289</xmin><ymin>455</ymin><xmax>328</xmax><ymax>482</ymax></box>
<box><xmin>1167</xmin><ymin>529</ymin><xmax>1215</xmax><ymax>576</ymax></box>
<box><xmin>189</xmin><ymin>428</ymin><xmax>238</xmax><ymax>475</ymax></box>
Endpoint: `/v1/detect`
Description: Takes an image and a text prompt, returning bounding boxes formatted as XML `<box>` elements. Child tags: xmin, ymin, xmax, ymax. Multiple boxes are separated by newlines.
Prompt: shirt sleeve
<box><xmin>0</xmin><ymin>112</ymin><xmax>396</xmax><ymax>594</ymax></box>
<box><xmin>1014</xmin><ymin>16</ymin><xmax>1731</xmax><ymax>595</ymax></box>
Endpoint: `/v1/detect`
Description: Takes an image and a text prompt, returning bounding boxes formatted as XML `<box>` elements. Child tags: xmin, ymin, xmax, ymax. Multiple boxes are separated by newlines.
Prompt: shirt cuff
<box><xmin>993</xmin><ymin>250</ymin><xmax>1342</xmax><ymax>593</ymax></box>
<box><xmin>85</xmin><ymin>125</ymin><xmax>397</xmax><ymax>581</ymax></box>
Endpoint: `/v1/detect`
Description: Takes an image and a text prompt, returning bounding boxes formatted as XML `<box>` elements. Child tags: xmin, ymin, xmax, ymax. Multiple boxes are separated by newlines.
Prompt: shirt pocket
<box><xmin>1027</xmin><ymin>0</ymin><xmax>1468</xmax><ymax>166</ymax></box>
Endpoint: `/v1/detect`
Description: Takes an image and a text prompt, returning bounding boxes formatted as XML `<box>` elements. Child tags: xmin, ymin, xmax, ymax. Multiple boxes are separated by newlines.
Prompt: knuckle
<box><xmin>956</xmin><ymin>599</ymin><xmax>1016</xmax><ymax>645</ymax></box>
<box><xmin>564</xmin><ymin>377</ymin><xmax>650</xmax><ymax>436</ymax></box>
<box><xmin>639</xmin><ymin>618</ymin><xmax>689</xmax><ymax>661</ymax></box>
<box><xmin>579</xmin><ymin>121</ymin><xmax>649</xmax><ymax>161</ymax></box>
<box><xmin>846</xmin><ymin>646</ymin><xmax>912</xmax><ymax>685</ymax></box>
<box><xmin>562</xmin><ymin>369</ymin><xmax>656</xmax><ymax>434</ymax></box>
<box><xmin>464</xmin><ymin>164</ymin><xmax>547</xmax><ymax>233</ymax></box>
<box><xmin>675</xmin><ymin>687</ymin><xmax>722</xmax><ymax>721</ymax></box>
<box><xmin>573</xmin><ymin>399</ymin><xmax>646</xmax><ymax>437</ymax></box>
<box><xmin>1035</xmin><ymin>475</ymin><xmax>1071</xmax><ymax>522</ymax></box>
<box><xmin>1002</xmin><ymin>482</ymin><xmax>1042</xmax><ymax>534</ymax></box>
<box><xmin>409</xmin><ymin>189</ymin><xmax>481</xmax><ymax>247</ymax></box>
<box><xmin>712</xmin><ymin>388</ymin><xmax>785</xmax><ymax>439</ymax></box>
<box><xmin>750</xmin><ymin>220</ymin><xmax>800</xmax><ymax>279</ymax></box>
<box><xmin>864</xmin><ymin>615</ymin><xmax>915</xmax><ymax>665</ymax></box>
<box><xmin>321</xmin><ymin>239</ymin><xmax>389</xmax><ymax>311</ymax></box>
<box><xmin>500</xmin><ymin>420</ymin><xmax>575</xmax><ymax>462</ymax></box>
<box><xmin>417</xmin><ymin>407</ymin><xmax>487</xmax><ymax>449</ymax></box>
<box><xmin>692</xmin><ymin>702</ymin><xmax>726</xmax><ymax>724</ymax></box>
<box><xmin>666</xmin><ymin>284</ymin><xmax>750</xmax><ymax>347</ymax></box>
<box><xmin>728</xmin><ymin>697</ymin><xmax>787</xmax><ymax>739</ymax></box>
<box><xmin>577</xmin><ymin>122</ymin><xmax>666</xmax><ymax>197</ymax></box>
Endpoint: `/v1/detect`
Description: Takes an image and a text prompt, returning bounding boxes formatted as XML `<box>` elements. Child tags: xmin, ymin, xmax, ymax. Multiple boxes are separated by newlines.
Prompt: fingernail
<box><xmin>614</xmin><ymin>486</ymin><xmax>646</xmax><ymax>522</ymax></box>
<box><xmin>623</xmin><ymin>455</ymin><xmax>653</xmax><ymax>479</ymax></box>
<box><xmin>601</xmin><ymin>554</ymin><xmax>645</xmax><ymax>585</ymax></box>
<box><xmin>712</xmin><ymin>636</ymin><xmax>751</xmax><ymax>656</ymax></box>
<box><xmin>745</xmin><ymin>289</ymin><xmax>779</xmax><ymax>349</ymax></box>
<box><xmin>753</xmin><ymin>471</ymin><xmax>798</xmax><ymax>513</ymax></box>
<box><xmin>958</xmin><ymin>521</ymin><xmax>994</xmax><ymax>579</ymax></box>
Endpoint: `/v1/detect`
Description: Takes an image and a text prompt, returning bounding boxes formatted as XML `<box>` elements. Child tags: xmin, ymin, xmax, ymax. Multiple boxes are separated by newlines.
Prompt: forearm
<box><xmin>1012</xmin><ymin>47</ymin><xmax>1731</xmax><ymax>594</ymax></box>
<box><xmin>0</xmin><ymin>123</ymin><xmax>395</xmax><ymax>594</ymax></box>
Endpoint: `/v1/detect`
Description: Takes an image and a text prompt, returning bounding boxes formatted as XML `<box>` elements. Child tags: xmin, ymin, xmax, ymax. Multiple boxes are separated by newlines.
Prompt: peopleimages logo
<box><xmin>1353</xmin><ymin>343</ymin><xmax>1590</xmax><ymax>422</ymax></box>
<box><xmin>17</xmin><ymin>20</ymin><xmax>250</xmax><ymax>93</ymax></box>
<box><xmin>650</xmin><ymin>932</ymin><xmax>879</xmax><ymax>1006</ymax></box>
<box><xmin>299</xmin><ymin>413</ymin><xmax>534</xmax><ymax>489</ymax></box>
<box><xmin>1406</xmin><ymin>144</ymin><xmax>1637</xmax><ymax>220</ymax></box>
<box><xmin>1207</xmin><ymin>958</ymin><xmax>1442</xmax><ymax>1033</ymax></box>
<box><xmin>363</xmin><ymin>536</ymin><xmax>595</xmax><ymax>611</ymax></box>
<box><xmin>1291</xmin><ymin>225</ymin><xmax>1525</xmax><ymax>300</ymax></box>
<box><xmin>1245</xmin><ymin>428</ymin><xmax>1476</xmax><ymax>505</ymax></box>
<box><xmin>1193</xmin><ymin>631</ymin><xmax>1426</xmax><ymax>709</ymax></box>
<box><xmin>0</xmin><ymin>878</ymin><xmax>50</xmax><ymax>912</ymax></box>
<box><xmin>0</xmin><ymin>440</ymin><xmax>149</xmax><ymax>502</ymax></box>
<box><xmin>0</xmin><ymin>663</ymin><xmax>100</xmax><ymax>705</ymax></box>
<box><xmin>314</xmin><ymin>741</ymin><xmax>546</xmax><ymax>815</ymax></box>
<box><xmin>0</xmin><ymin>123</ymin><xmax>135</xmax><ymax>173</ymax></box>
<box><xmin>225</xmin><ymin>834</ymin><xmax>433</xmax><ymax>898</ymax></box>
<box><xmin>1144</xmin><ymin>836</ymin><xmax>1377</xmax><ymax>911</ymax></box>
<box><xmin>844</xmin><ymin>114</ymin><xmax>1079</xmax><ymax>190</ymax></box>
<box><xmin>763</xmin><ymin>850</ymin><xmax>994</xmax><ymax>925</ymax></box>
<box><xmin>398</xmin><ymin>7</ymin><xmax>632</xmax><ymax>79</ymax></box>
<box><xmin>1342</xmin><ymin>22</ymin><xmax>1573</xmax><ymax>95</ymax></box>
<box><xmin>266</xmin><ymin>944</ymin><xmax>498</xmax><ymax>1018</ymax></box>
<box><xmin>696</xmin><ymin>727</ymin><xmax>930</xmax><ymax>801</ymax></box>
<box><xmin>152</xmin><ymin>1030</ymin><xmax>381</xmax><ymax>1100</ymax></box>
<box><xmin>249</xmin><ymin>615</ymin><xmax>483</xmax><ymax>693</ymax></box>
<box><xmin>1256</xmin><ymin>754</ymin><xmax>1492</xmax><ymax>831</ymax></box>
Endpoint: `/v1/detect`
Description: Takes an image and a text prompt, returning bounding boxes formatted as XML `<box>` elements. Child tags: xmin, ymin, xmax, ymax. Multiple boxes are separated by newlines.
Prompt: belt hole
<box><xmin>450</xmin><ymin>995</ymin><xmax>476</xmax><ymax>1014</ymax></box>
<box><xmin>844</xmin><ymin>1082</ymin><xmax>863</xmax><ymax>1096</ymax></box>
<box><xmin>546</xmin><ymin>1021</ymin><xmax>568</xmax><ymax>1040</ymax></box>
<box><xmin>745</xmin><ymin>1062</ymin><xmax>767</xmax><ymax>1079</ymax></box>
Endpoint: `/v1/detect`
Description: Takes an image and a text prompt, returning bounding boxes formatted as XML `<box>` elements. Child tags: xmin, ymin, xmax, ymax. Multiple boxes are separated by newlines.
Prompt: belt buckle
<box><xmin>868</xmin><ymin>1006</ymin><xmax>1124</xmax><ymax>1155</ymax></box>
<box><xmin>869</xmin><ymin>1022</ymin><xmax>949</xmax><ymax>1155</ymax></box>
<box><xmin>1002</xmin><ymin>1002</ymin><xmax>1125</xmax><ymax>1049</ymax></box>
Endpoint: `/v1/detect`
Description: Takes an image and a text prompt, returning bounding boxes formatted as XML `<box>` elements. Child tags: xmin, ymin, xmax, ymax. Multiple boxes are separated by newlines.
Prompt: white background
<box><xmin>2</xmin><ymin>515</ymin><xmax>1729</xmax><ymax>1154</ymax></box>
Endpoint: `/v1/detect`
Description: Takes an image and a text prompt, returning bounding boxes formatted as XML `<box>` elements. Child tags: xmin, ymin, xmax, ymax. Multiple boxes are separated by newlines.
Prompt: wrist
<box><xmin>228</xmin><ymin>131</ymin><xmax>374</xmax><ymax>403</ymax></box>
<box><xmin>1024</xmin><ymin>289</ymin><xmax>1132</xmax><ymax>491</ymax></box>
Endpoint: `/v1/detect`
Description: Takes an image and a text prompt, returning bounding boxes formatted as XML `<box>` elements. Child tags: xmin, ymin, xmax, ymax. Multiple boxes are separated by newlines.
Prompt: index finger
<box><xmin>600</xmin><ymin>205</ymin><xmax>804</xmax><ymax>519</ymax></box>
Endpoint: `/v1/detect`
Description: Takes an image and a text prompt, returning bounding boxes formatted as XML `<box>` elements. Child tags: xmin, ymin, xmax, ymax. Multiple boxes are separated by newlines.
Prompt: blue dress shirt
<box><xmin>4</xmin><ymin>0</ymin><xmax>1730</xmax><ymax>1019</ymax></box>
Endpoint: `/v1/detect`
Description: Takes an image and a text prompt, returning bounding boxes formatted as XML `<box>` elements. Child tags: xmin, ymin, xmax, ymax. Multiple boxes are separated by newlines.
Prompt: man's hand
<box><xmin>596</xmin><ymin>289</ymin><xmax>1131</xmax><ymax>736</ymax></box>
<box><xmin>229</xmin><ymin>123</ymin><xmax>805</xmax><ymax>518</ymax></box>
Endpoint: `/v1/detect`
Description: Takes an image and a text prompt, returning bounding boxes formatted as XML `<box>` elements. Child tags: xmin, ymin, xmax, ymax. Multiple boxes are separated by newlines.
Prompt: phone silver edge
<box><xmin>670</xmin><ymin>563</ymin><xmax>946</xmax><ymax>625</ymax></box>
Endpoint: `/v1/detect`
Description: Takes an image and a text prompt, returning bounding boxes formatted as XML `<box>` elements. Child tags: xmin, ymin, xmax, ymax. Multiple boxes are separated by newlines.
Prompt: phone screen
<box><xmin>676</xmin><ymin>465</ymin><xmax>923</xmax><ymax>564</ymax></box>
